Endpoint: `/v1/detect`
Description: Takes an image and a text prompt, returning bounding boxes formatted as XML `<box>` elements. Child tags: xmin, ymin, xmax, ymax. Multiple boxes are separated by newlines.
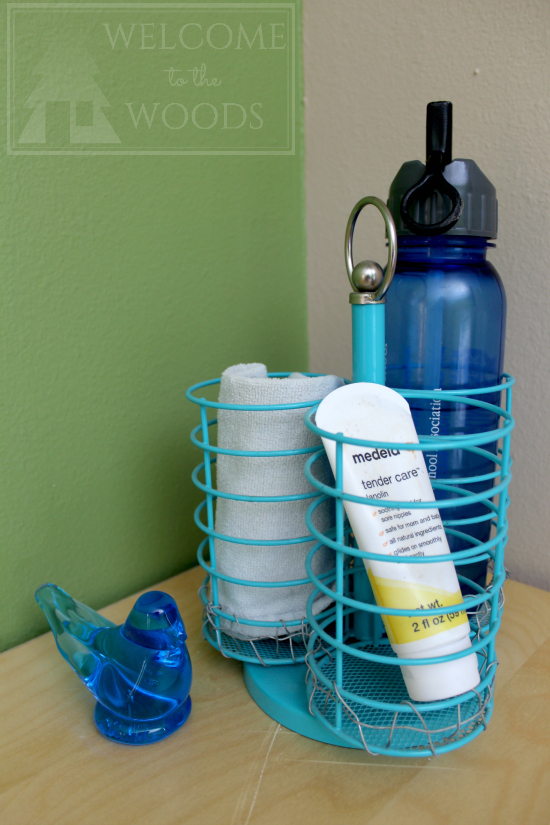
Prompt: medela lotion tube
<box><xmin>316</xmin><ymin>383</ymin><xmax>480</xmax><ymax>702</ymax></box>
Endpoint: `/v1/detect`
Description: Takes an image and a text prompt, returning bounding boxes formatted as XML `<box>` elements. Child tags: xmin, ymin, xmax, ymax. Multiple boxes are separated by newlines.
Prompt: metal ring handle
<box><xmin>345</xmin><ymin>196</ymin><xmax>397</xmax><ymax>302</ymax></box>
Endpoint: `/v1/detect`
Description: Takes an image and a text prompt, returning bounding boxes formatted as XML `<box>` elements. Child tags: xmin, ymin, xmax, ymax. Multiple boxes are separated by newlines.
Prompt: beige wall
<box><xmin>303</xmin><ymin>0</ymin><xmax>550</xmax><ymax>588</ymax></box>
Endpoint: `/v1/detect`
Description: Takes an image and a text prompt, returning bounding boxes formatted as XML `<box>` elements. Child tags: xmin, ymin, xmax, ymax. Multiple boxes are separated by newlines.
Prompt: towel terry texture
<box><xmin>213</xmin><ymin>363</ymin><xmax>344</xmax><ymax>640</ymax></box>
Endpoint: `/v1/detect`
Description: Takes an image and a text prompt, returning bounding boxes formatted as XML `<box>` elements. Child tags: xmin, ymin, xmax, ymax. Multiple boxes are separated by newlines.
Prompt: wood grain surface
<box><xmin>1</xmin><ymin>566</ymin><xmax>549</xmax><ymax>825</ymax></box>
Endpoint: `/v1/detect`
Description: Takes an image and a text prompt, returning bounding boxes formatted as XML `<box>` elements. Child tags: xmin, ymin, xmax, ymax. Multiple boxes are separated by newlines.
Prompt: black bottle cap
<box><xmin>388</xmin><ymin>102</ymin><xmax>498</xmax><ymax>238</ymax></box>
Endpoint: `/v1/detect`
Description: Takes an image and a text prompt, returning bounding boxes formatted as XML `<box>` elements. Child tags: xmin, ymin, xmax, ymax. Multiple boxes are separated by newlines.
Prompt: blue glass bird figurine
<box><xmin>35</xmin><ymin>584</ymin><xmax>192</xmax><ymax>745</ymax></box>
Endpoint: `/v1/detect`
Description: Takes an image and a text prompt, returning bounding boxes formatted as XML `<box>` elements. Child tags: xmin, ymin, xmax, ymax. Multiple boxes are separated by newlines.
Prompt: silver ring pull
<box><xmin>345</xmin><ymin>196</ymin><xmax>397</xmax><ymax>304</ymax></box>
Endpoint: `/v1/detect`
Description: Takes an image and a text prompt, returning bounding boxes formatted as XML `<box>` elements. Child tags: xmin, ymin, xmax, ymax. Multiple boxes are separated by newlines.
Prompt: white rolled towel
<box><xmin>212</xmin><ymin>364</ymin><xmax>344</xmax><ymax>640</ymax></box>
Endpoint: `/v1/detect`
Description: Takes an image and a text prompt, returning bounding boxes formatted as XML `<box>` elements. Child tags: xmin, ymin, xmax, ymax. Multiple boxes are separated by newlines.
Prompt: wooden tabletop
<box><xmin>1</xmin><ymin>565</ymin><xmax>550</xmax><ymax>825</ymax></box>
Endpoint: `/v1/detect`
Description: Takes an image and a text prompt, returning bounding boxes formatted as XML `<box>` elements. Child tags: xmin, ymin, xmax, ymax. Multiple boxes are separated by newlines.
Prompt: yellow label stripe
<box><xmin>367</xmin><ymin>572</ymin><xmax>468</xmax><ymax>645</ymax></box>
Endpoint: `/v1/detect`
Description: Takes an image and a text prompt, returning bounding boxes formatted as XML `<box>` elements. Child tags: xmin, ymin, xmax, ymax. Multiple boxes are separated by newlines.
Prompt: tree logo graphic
<box><xmin>18</xmin><ymin>44</ymin><xmax>120</xmax><ymax>145</ymax></box>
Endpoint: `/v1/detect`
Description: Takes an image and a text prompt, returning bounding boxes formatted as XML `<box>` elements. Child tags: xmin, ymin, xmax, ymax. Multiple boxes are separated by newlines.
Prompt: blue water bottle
<box><xmin>385</xmin><ymin>102</ymin><xmax>506</xmax><ymax>590</ymax></box>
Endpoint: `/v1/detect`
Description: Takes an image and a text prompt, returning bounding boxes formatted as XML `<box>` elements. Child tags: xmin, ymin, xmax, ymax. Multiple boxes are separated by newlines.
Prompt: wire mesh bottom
<box><xmin>307</xmin><ymin>644</ymin><xmax>493</xmax><ymax>756</ymax></box>
<box><xmin>202</xmin><ymin>614</ymin><xmax>309</xmax><ymax>665</ymax></box>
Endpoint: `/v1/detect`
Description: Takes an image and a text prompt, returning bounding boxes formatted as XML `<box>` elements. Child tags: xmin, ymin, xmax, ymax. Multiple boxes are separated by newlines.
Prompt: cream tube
<box><xmin>316</xmin><ymin>382</ymin><xmax>480</xmax><ymax>702</ymax></box>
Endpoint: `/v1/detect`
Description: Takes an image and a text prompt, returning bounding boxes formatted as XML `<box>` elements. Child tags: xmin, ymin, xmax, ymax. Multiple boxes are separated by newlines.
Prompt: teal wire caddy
<box><xmin>302</xmin><ymin>376</ymin><xmax>513</xmax><ymax>756</ymax></box>
<box><xmin>187</xmin><ymin>197</ymin><xmax>514</xmax><ymax>756</ymax></box>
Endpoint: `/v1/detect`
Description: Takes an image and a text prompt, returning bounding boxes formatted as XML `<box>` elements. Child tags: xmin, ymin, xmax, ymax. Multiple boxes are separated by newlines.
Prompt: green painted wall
<box><xmin>1</xmin><ymin>1</ymin><xmax>306</xmax><ymax>650</ymax></box>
